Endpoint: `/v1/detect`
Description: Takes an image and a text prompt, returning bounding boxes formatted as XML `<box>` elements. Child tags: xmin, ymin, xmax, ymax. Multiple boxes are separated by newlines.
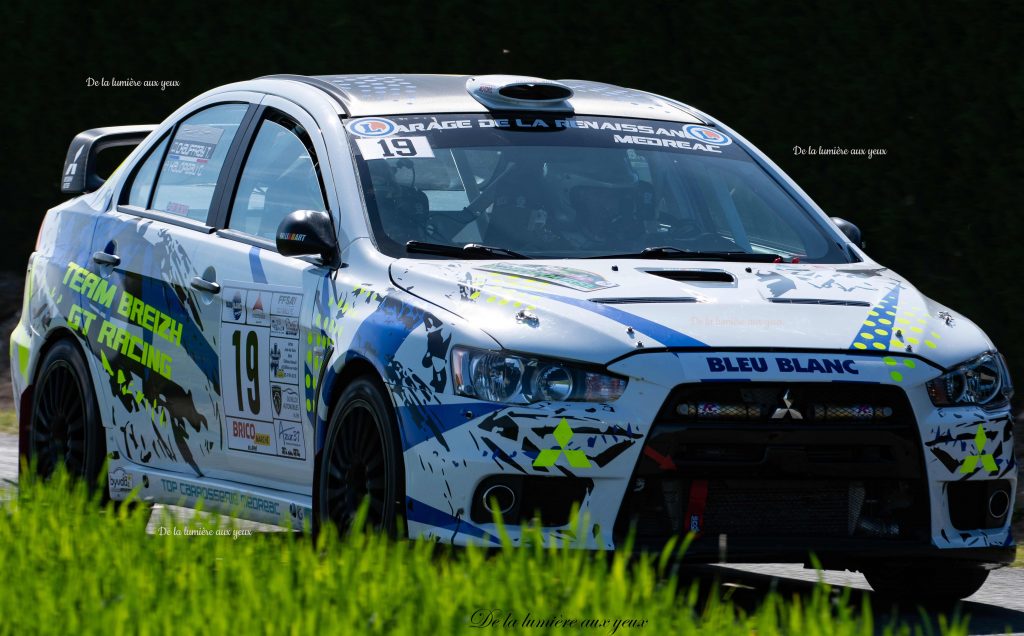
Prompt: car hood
<box><xmin>390</xmin><ymin>259</ymin><xmax>993</xmax><ymax>369</ymax></box>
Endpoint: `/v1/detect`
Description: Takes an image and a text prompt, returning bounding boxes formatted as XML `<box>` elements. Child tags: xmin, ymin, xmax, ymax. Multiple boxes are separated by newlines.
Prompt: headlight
<box><xmin>452</xmin><ymin>346</ymin><xmax>627</xmax><ymax>404</ymax></box>
<box><xmin>926</xmin><ymin>352</ymin><xmax>1013</xmax><ymax>407</ymax></box>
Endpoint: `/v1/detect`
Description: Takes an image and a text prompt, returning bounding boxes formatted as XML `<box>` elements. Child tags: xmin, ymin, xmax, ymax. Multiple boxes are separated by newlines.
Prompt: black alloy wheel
<box><xmin>317</xmin><ymin>376</ymin><xmax>403</xmax><ymax>536</ymax></box>
<box><xmin>29</xmin><ymin>338</ymin><xmax>105</xmax><ymax>487</ymax></box>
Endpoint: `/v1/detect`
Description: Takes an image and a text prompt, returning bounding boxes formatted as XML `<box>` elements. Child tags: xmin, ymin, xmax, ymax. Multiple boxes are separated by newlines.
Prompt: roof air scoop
<box><xmin>466</xmin><ymin>75</ymin><xmax>574</xmax><ymax>111</ymax></box>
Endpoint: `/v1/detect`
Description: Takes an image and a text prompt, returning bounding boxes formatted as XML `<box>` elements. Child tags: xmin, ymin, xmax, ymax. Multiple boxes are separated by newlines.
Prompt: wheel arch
<box><xmin>316</xmin><ymin>354</ymin><xmax>400</xmax><ymax>454</ymax></box>
<box><xmin>34</xmin><ymin>327</ymin><xmax>108</xmax><ymax>419</ymax></box>
<box><xmin>31</xmin><ymin>327</ymin><xmax>92</xmax><ymax>385</ymax></box>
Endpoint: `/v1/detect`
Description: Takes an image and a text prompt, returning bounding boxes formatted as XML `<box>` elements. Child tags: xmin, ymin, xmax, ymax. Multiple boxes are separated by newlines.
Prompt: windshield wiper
<box><xmin>587</xmin><ymin>246</ymin><xmax>784</xmax><ymax>262</ymax></box>
<box><xmin>405</xmin><ymin>241</ymin><xmax>530</xmax><ymax>260</ymax></box>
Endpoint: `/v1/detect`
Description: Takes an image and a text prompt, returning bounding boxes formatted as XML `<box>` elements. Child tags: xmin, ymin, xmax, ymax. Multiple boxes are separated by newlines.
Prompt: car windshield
<box><xmin>347</xmin><ymin>114</ymin><xmax>850</xmax><ymax>263</ymax></box>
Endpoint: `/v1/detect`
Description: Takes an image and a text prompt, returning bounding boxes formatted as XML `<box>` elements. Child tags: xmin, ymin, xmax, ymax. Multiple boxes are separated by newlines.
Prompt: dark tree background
<box><xmin>2</xmin><ymin>0</ymin><xmax>1022</xmax><ymax>388</ymax></box>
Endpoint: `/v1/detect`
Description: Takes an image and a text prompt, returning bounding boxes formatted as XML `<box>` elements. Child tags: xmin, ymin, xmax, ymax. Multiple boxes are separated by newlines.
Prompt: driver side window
<box><xmin>228</xmin><ymin>111</ymin><xmax>326</xmax><ymax>241</ymax></box>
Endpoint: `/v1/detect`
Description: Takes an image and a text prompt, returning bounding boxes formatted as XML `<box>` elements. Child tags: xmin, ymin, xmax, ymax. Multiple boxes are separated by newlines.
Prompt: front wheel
<box><xmin>316</xmin><ymin>376</ymin><xmax>403</xmax><ymax>537</ymax></box>
<box><xmin>863</xmin><ymin>562</ymin><xmax>990</xmax><ymax>602</ymax></box>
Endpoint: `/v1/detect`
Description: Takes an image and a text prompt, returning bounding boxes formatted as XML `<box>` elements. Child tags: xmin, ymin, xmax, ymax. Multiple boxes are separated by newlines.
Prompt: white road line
<box><xmin>0</xmin><ymin>434</ymin><xmax>17</xmax><ymax>484</ymax></box>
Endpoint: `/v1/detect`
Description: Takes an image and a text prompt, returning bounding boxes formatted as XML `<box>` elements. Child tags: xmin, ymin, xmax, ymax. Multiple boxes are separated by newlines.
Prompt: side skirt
<box><xmin>111</xmin><ymin>462</ymin><xmax>313</xmax><ymax>529</ymax></box>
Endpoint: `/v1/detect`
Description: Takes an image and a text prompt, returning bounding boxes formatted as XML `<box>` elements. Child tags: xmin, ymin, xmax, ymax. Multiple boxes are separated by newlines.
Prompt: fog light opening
<box><xmin>987</xmin><ymin>489</ymin><xmax>1010</xmax><ymax>519</ymax></box>
<box><xmin>482</xmin><ymin>484</ymin><xmax>516</xmax><ymax>516</ymax></box>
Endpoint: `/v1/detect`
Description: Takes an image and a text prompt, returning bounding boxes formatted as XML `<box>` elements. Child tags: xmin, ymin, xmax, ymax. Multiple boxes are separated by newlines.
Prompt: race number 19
<box><xmin>232</xmin><ymin>329</ymin><xmax>260</xmax><ymax>414</ymax></box>
<box><xmin>355</xmin><ymin>136</ymin><xmax>434</xmax><ymax>160</ymax></box>
<box><xmin>222</xmin><ymin>325</ymin><xmax>270</xmax><ymax>421</ymax></box>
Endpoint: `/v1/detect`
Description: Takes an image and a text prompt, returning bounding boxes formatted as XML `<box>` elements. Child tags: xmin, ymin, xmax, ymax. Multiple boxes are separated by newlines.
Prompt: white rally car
<box><xmin>12</xmin><ymin>74</ymin><xmax>1016</xmax><ymax>600</ymax></box>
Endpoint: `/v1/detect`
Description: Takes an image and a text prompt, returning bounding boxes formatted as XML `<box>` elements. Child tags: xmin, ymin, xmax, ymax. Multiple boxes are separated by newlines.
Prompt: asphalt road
<box><xmin>1</xmin><ymin>433</ymin><xmax>1021</xmax><ymax>635</ymax></box>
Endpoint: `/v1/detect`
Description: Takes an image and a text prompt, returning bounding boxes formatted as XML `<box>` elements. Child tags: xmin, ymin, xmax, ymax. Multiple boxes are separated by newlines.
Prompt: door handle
<box><xmin>92</xmin><ymin>251</ymin><xmax>120</xmax><ymax>267</ymax></box>
<box><xmin>190</xmin><ymin>277</ymin><xmax>221</xmax><ymax>294</ymax></box>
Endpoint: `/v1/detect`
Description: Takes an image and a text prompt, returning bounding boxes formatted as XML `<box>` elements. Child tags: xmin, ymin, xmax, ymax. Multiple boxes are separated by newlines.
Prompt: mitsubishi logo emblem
<box><xmin>771</xmin><ymin>389</ymin><xmax>803</xmax><ymax>419</ymax></box>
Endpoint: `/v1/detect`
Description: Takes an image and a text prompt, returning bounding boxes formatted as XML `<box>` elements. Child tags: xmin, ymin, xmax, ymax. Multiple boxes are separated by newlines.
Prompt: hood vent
<box><xmin>591</xmin><ymin>296</ymin><xmax>698</xmax><ymax>305</ymax></box>
<box><xmin>646</xmin><ymin>270</ymin><xmax>735</xmax><ymax>284</ymax></box>
<box><xmin>768</xmin><ymin>298</ymin><xmax>871</xmax><ymax>307</ymax></box>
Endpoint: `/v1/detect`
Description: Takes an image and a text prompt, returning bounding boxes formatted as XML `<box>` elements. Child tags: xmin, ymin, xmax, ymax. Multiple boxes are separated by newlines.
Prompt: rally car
<box><xmin>12</xmin><ymin>74</ymin><xmax>1016</xmax><ymax>601</ymax></box>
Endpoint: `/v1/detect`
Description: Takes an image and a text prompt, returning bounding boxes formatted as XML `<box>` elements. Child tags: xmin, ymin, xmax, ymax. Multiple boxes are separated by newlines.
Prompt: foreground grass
<box><xmin>0</xmin><ymin>408</ymin><xmax>15</xmax><ymax>434</ymax></box>
<box><xmin>1015</xmin><ymin>546</ymin><xmax>1023</xmax><ymax>568</ymax></box>
<box><xmin>0</xmin><ymin>473</ymin><xmax>969</xmax><ymax>635</ymax></box>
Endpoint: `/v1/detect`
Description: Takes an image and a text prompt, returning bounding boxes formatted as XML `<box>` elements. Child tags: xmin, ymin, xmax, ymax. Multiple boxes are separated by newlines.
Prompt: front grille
<box><xmin>658</xmin><ymin>383</ymin><xmax>911</xmax><ymax>424</ymax></box>
<box><xmin>616</xmin><ymin>382</ymin><xmax>928</xmax><ymax>550</ymax></box>
<box><xmin>702</xmin><ymin>480</ymin><xmax>855</xmax><ymax>536</ymax></box>
<box><xmin>621</xmin><ymin>477</ymin><xmax>921</xmax><ymax>542</ymax></box>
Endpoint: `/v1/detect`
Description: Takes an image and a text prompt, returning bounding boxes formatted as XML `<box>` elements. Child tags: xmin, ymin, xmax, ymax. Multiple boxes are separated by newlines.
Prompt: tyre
<box><xmin>29</xmin><ymin>338</ymin><xmax>106</xmax><ymax>488</ymax></box>
<box><xmin>863</xmin><ymin>562</ymin><xmax>990</xmax><ymax>602</ymax></box>
<box><xmin>316</xmin><ymin>376</ymin><xmax>403</xmax><ymax>536</ymax></box>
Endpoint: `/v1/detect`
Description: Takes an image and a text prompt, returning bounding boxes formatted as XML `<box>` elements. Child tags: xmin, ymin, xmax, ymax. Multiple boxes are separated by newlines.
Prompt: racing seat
<box><xmin>482</xmin><ymin>161</ymin><xmax>547</xmax><ymax>249</ymax></box>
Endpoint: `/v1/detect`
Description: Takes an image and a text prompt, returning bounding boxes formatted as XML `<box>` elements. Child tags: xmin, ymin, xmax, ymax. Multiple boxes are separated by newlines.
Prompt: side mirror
<box><xmin>830</xmin><ymin>217</ymin><xmax>865</xmax><ymax>249</ymax></box>
<box><xmin>276</xmin><ymin>210</ymin><xmax>340</xmax><ymax>267</ymax></box>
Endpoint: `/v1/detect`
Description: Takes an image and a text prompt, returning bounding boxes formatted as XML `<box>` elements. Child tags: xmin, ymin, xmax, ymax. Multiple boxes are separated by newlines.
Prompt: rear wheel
<box><xmin>316</xmin><ymin>376</ymin><xmax>403</xmax><ymax>537</ymax></box>
<box><xmin>863</xmin><ymin>562</ymin><xmax>990</xmax><ymax>602</ymax></box>
<box><xmin>29</xmin><ymin>338</ymin><xmax>105</xmax><ymax>488</ymax></box>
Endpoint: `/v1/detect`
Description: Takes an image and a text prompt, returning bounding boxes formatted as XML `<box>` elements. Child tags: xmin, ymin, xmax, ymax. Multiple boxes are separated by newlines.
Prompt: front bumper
<box><xmin>396</xmin><ymin>350</ymin><xmax>1017</xmax><ymax>566</ymax></box>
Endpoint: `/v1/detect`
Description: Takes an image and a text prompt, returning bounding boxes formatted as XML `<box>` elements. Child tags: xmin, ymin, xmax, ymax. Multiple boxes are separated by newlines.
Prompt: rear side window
<box><xmin>151</xmin><ymin>103</ymin><xmax>248</xmax><ymax>223</ymax></box>
<box><xmin>228</xmin><ymin>112</ymin><xmax>326</xmax><ymax>241</ymax></box>
<box><xmin>126</xmin><ymin>135</ymin><xmax>169</xmax><ymax>208</ymax></box>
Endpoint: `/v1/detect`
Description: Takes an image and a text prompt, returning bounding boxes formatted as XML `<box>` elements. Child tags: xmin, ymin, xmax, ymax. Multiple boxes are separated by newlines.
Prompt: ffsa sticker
<box><xmin>355</xmin><ymin>136</ymin><xmax>434</xmax><ymax>160</ymax></box>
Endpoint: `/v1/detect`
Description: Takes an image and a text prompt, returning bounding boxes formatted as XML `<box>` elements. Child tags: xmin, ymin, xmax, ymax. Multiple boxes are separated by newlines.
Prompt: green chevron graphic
<box><xmin>960</xmin><ymin>424</ymin><xmax>998</xmax><ymax>474</ymax></box>
<box><xmin>534</xmin><ymin>418</ymin><xmax>591</xmax><ymax>468</ymax></box>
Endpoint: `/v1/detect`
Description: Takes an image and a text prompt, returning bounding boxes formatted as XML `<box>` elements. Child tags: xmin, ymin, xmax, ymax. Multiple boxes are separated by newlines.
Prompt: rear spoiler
<box><xmin>61</xmin><ymin>125</ymin><xmax>157</xmax><ymax>194</ymax></box>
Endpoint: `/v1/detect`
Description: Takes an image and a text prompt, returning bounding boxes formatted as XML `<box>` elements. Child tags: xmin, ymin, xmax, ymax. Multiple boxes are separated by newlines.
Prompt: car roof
<box><xmin>263</xmin><ymin>73</ymin><xmax>706</xmax><ymax>123</ymax></box>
